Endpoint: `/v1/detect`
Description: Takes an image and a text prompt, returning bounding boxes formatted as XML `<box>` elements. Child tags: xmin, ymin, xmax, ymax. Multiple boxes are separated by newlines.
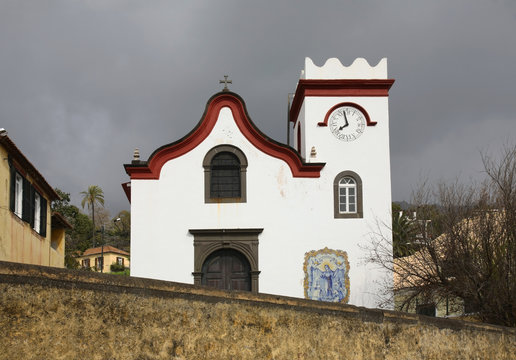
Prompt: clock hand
<box><xmin>339</xmin><ymin>112</ymin><xmax>349</xmax><ymax>130</ymax></box>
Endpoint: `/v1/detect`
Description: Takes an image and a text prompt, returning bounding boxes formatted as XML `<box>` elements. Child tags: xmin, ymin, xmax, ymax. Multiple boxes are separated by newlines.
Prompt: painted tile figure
<box><xmin>304</xmin><ymin>248</ymin><xmax>350</xmax><ymax>303</ymax></box>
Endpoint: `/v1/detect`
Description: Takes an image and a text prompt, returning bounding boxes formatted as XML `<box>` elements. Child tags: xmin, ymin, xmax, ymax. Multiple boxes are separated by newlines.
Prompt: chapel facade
<box><xmin>124</xmin><ymin>58</ymin><xmax>394</xmax><ymax>308</ymax></box>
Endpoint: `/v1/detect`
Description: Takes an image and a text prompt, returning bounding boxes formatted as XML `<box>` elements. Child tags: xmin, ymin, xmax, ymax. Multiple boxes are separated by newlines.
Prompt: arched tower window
<box><xmin>339</xmin><ymin>177</ymin><xmax>357</xmax><ymax>213</ymax></box>
<box><xmin>203</xmin><ymin>145</ymin><xmax>247</xmax><ymax>203</ymax></box>
<box><xmin>334</xmin><ymin>171</ymin><xmax>363</xmax><ymax>218</ymax></box>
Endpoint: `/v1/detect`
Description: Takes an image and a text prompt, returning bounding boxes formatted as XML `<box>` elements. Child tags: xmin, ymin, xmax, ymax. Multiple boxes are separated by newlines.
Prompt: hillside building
<box><xmin>77</xmin><ymin>245</ymin><xmax>130</xmax><ymax>273</ymax></box>
<box><xmin>0</xmin><ymin>129</ymin><xmax>70</xmax><ymax>267</ymax></box>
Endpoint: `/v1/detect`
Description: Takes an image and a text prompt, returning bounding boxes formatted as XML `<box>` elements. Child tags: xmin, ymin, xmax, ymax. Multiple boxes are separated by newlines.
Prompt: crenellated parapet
<box><xmin>301</xmin><ymin>57</ymin><xmax>388</xmax><ymax>80</ymax></box>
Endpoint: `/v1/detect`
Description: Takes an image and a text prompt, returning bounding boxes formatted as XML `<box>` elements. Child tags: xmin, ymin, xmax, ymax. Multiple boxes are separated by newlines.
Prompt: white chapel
<box><xmin>123</xmin><ymin>57</ymin><xmax>394</xmax><ymax>308</ymax></box>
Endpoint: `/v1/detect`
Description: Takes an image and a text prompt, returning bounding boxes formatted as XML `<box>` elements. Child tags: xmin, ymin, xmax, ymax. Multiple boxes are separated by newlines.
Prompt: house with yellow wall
<box><xmin>394</xmin><ymin>286</ymin><xmax>466</xmax><ymax>318</ymax></box>
<box><xmin>0</xmin><ymin>129</ymin><xmax>71</xmax><ymax>267</ymax></box>
<box><xmin>393</xmin><ymin>228</ymin><xmax>479</xmax><ymax>319</ymax></box>
<box><xmin>77</xmin><ymin>245</ymin><xmax>130</xmax><ymax>273</ymax></box>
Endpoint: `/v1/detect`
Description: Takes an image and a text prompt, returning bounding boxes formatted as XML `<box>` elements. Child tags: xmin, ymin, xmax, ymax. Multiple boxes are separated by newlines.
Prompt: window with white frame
<box><xmin>14</xmin><ymin>173</ymin><xmax>23</xmax><ymax>218</ymax></box>
<box><xmin>339</xmin><ymin>177</ymin><xmax>357</xmax><ymax>213</ymax></box>
<box><xmin>333</xmin><ymin>171</ymin><xmax>363</xmax><ymax>219</ymax></box>
<box><xmin>95</xmin><ymin>257</ymin><xmax>104</xmax><ymax>271</ymax></box>
<box><xmin>10</xmin><ymin>165</ymin><xmax>48</xmax><ymax>236</ymax></box>
<box><xmin>33</xmin><ymin>192</ymin><xmax>41</xmax><ymax>232</ymax></box>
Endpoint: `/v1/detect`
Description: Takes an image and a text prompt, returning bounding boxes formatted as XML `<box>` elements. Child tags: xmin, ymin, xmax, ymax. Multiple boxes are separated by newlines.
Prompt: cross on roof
<box><xmin>219</xmin><ymin>75</ymin><xmax>232</xmax><ymax>91</ymax></box>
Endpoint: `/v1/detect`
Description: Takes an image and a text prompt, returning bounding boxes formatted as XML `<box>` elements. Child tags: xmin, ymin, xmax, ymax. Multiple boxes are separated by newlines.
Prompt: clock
<box><xmin>328</xmin><ymin>105</ymin><xmax>367</xmax><ymax>142</ymax></box>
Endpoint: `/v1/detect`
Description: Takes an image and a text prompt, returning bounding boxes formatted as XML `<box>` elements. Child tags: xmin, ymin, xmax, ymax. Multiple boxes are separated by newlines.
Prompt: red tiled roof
<box><xmin>82</xmin><ymin>245</ymin><xmax>129</xmax><ymax>257</ymax></box>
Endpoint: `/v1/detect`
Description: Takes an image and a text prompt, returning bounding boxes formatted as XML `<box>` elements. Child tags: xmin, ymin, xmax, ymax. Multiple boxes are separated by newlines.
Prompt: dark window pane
<box><xmin>463</xmin><ymin>298</ymin><xmax>481</xmax><ymax>313</ymax></box>
<box><xmin>416</xmin><ymin>304</ymin><xmax>436</xmax><ymax>317</ymax></box>
<box><xmin>211</xmin><ymin>152</ymin><xmax>240</xmax><ymax>198</ymax></box>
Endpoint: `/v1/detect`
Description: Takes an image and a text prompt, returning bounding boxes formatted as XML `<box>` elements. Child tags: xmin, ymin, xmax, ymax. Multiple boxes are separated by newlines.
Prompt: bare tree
<box><xmin>367</xmin><ymin>145</ymin><xmax>516</xmax><ymax>327</ymax></box>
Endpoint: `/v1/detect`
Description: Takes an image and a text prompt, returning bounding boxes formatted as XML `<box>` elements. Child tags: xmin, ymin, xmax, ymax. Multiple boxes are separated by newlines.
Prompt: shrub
<box><xmin>110</xmin><ymin>263</ymin><xmax>125</xmax><ymax>273</ymax></box>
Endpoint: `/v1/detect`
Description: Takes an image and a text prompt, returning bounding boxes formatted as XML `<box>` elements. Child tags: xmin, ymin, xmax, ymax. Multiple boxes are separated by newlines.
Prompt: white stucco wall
<box><xmin>300</xmin><ymin>95</ymin><xmax>393</xmax><ymax>307</ymax></box>
<box><xmin>130</xmin><ymin>58</ymin><xmax>393</xmax><ymax>309</ymax></box>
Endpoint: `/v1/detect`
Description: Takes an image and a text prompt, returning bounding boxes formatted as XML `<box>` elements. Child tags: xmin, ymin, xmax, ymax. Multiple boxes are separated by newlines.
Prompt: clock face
<box><xmin>328</xmin><ymin>105</ymin><xmax>366</xmax><ymax>142</ymax></box>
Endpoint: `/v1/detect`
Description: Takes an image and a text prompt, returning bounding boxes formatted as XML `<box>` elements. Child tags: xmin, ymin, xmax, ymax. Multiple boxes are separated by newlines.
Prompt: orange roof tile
<box><xmin>82</xmin><ymin>245</ymin><xmax>129</xmax><ymax>257</ymax></box>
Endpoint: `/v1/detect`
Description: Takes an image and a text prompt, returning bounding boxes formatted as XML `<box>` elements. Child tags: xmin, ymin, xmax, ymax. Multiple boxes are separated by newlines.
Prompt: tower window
<box><xmin>334</xmin><ymin>171</ymin><xmax>363</xmax><ymax>218</ymax></box>
<box><xmin>339</xmin><ymin>177</ymin><xmax>357</xmax><ymax>213</ymax></box>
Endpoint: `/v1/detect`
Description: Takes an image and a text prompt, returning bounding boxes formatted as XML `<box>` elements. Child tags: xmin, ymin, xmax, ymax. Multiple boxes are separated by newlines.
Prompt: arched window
<box><xmin>203</xmin><ymin>145</ymin><xmax>247</xmax><ymax>203</ymax></box>
<box><xmin>338</xmin><ymin>177</ymin><xmax>357</xmax><ymax>213</ymax></box>
<box><xmin>334</xmin><ymin>171</ymin><xmax>363</xmax><ymax>218</ymax></box>
<box><xmin>211</xmin><ymin>152</ymin><xmax>240</xmax><ymax>198</ymax></box>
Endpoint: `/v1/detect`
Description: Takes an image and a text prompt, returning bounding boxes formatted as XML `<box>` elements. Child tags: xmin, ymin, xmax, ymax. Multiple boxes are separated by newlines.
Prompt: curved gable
<box><xmin>124</xmin><ymin>92</ymin><xmax>325</xmax><ymax>179</ymax></box>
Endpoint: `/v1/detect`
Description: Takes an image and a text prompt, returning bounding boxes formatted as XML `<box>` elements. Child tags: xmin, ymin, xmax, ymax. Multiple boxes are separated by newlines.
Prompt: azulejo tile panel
<box><xmin>304</xmin><ymin>247</ymin><xmax>350</xmax><ymax>303</ymax></box>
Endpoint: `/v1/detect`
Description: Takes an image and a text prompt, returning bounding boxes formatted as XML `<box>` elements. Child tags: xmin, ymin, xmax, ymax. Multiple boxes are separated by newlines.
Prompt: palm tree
<box><xmin>392</xmin><ymin>210</ymin><xmax>414</xmax><ymax>258</ymax></box>
<box><xmin>80</xmin><ymin>185</ymin><xmax>105</xmax><ymax>247</ymax></box>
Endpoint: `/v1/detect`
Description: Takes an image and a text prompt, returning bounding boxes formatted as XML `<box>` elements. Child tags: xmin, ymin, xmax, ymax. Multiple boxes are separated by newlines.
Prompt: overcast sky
<box><xmin>1</xmin><ymin>1</ymin><xmax>515</xmax><ymax>216</ymax></box>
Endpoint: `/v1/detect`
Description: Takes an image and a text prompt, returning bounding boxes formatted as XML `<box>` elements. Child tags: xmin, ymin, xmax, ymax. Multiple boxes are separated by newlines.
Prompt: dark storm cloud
<box><xmin>1</xmin><ymin>0</ymin><xmax>515</xmax><ymax>215</ymax></box>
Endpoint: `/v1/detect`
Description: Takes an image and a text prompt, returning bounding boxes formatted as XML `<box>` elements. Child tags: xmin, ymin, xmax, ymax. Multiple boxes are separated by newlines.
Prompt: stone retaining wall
<box><xmin>0</xmin><ymin>261</ymin><xmax>514</xmax><ymax>359</ymax></box>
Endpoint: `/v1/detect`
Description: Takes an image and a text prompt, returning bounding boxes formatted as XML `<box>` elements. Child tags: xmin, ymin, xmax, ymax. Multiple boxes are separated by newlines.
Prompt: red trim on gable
<box><xmin>124</xmin><ymin>92</ymin><xmax>325</xmax><ymax>179</ymax></box>
<box><xmin>318</xmin><ymin>102</ymin><xmax>376</xmax><ymax>127</ymax></box>
<box><xmin>289</xmin><ymin>79</ymin><xmax>395</xmax><ymax>125</ymax></box>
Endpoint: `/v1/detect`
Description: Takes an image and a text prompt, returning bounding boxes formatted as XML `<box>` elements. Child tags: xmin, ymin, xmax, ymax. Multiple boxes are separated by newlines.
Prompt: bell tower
<box><xmin>290</xmin><ymin>58</ymin><xmax>394</xmax><ymax>162</ymax></box>
<box><xmin>289</xmin><ymin>56</ymin><xmax>394</xmax><ymax>220</ymax></box>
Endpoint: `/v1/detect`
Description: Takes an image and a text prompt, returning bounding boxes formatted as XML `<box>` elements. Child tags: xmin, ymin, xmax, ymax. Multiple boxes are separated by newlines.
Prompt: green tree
<box><xmin>52</xmin><ymin>188</ymin><xmax>72</xmax><ymax>214</ymax></box>
<box><xmin>80</xmin><ymin>185</ymin><xmax>105</xmax><ymax>247</ymax></box>
<box><xmin>52</xmin><ymin>188</ymin><xmax>94</xmax><ymax>268</ymax></box>
<box><xmin>112</xmin><ymin>210</ymin><xmax>130</xmax><ymax>251</ymax></box>
<box><xmin>392</xmin><ymin>204</ymin><xmax>416</xmax><ymax>258</ymax></box>
<box><xmin>392</xmin><ymin>203</ymin><xmax>445</xmax><ymax>258</ymax></box>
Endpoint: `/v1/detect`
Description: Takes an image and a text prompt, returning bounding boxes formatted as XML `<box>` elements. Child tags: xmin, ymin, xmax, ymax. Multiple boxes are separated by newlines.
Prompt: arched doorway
<box><xmin>190</xmin><ymin>228</ymin><xmax>262</xmax><ymax>293</ymax></box>
<box><xmin>201</xmin><ymin>249</ymin><xmax>251</xmax><ymax>291</ymax></box>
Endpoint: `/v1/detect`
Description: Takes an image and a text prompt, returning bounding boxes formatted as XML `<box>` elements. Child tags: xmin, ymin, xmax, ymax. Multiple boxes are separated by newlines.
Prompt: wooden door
<box><xmin>201</xmin><ymin>249</ymin><xmax>251</xmax><ymax>291</ymax></box>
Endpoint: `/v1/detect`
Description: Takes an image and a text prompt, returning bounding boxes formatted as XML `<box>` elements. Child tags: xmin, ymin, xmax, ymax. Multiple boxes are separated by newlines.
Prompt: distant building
<box><xmin>124</xmin><ymin>58</ymin><xmax>394</xmax><ymax>308</ymax></box>
<box><xmin>0</xmin><ymin>129</ymin><xmax>71</xmax><ymax>267</ymax></box>
<box><xmin>392</xmin><ymin>214</ymin><xmax>491</xmax><ymax>319</ymax></box>
<box><xmin>394</xmin><ymin>282</ymin><xmax>466</xmax><ymax>318</ymax></box>
<box><xmin>78</xmin><ymin>245</ymin><xmax>130</xmax><ymax>273</ymax></box>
